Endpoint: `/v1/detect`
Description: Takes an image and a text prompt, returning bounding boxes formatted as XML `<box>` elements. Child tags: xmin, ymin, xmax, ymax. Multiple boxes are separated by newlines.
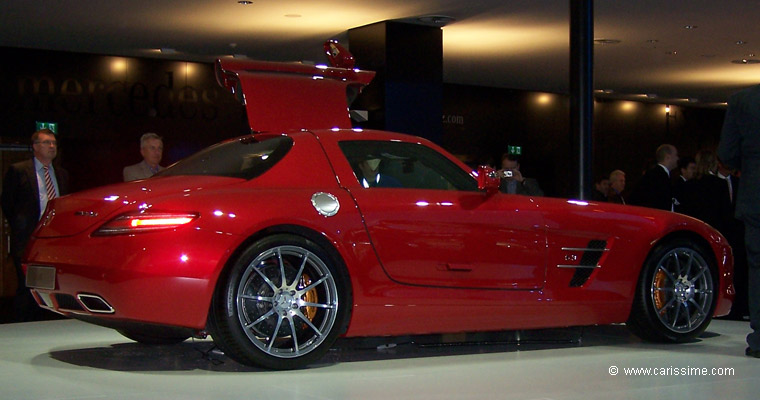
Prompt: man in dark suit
<box><xmin>498</xmin><ymin>153</ymin><xmax>544</xmax><ymax>196</ymax></box>
<box><xmin>1</xmin><ymin>128</ymin><xmax>70</xmax><ymax>321</ymax></box>
<box><xmin>717</xmin><ymin>161</ymin><xmax>748</xmax><ymax>320</ymax></box>
<box><xmin>607</xmin><ymin>169</ymin><xmax>626</xmax><ymax>204</ymax></box>
<box><xmin>673</xmin><ymin>155</ymin><xmax>695</xmax><ymax>213</ymax></box>
<box><xmin>628</xmin><ymin>144</ymin><xmax>679</xmax><ymax>211</ymax></box>
<box><xmin>591</xmin><ymin>175</ymin><xmax>610</xmax><ymax>202</ymax></box>
<box><xmin>718</xmin><ymin>83</ymin><xmax>760</xmax><ymax>358</ymax></box>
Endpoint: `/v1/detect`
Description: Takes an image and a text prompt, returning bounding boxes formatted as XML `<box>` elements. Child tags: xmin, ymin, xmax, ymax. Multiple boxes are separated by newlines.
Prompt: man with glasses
<box><xmin>2</xmin><ymin>128</ymin><xmax>70</xmax><ymax>321</ymax></box>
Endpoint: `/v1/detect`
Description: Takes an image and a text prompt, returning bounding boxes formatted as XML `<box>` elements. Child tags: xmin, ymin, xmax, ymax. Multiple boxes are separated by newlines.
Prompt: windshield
<box><xmin>159</xmin><ymin>136</ymin><xmax>293</xmax><ymax>180</ymax></box>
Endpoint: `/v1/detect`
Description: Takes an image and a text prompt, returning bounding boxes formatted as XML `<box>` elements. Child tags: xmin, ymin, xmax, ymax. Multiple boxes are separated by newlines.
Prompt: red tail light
<box><xmin>92</xmin><ymin>212</ymin><xmax>199</xmax><ymax>236</ymax></box>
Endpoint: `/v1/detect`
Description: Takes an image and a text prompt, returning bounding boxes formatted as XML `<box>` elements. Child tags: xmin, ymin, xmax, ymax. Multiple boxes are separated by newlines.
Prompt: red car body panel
<box><xmin>23</xmin><ymin>47</ymin><xmax>733</xmax><ymax>344</ymax></box>
<box><xmin>24</xmin><ymin>128</ymin><xmax>734</xmax><ymax>337</ymax></box>
<box><xmin>215</xmin><ymin>58</ymin><xmax>374</xmax><ymax>131</ymax></box>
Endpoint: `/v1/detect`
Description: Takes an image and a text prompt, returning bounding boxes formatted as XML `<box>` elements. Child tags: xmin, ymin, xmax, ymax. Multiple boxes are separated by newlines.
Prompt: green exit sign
<box><xmin>35</xmin><ymin>121</ymin><xmax>58</xmax><ymax>134</ymax></box>
<box><xmin>507</xmin><ymin>145</ymin><xmax>522</xmax><ymax>155</ymax></box>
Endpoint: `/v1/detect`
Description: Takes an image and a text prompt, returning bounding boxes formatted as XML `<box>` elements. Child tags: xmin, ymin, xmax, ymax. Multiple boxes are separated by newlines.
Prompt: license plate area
<box><xmin>26</xmin><ymin>265</ymin><xmax>56</xmax><ymax>290</ymax></box>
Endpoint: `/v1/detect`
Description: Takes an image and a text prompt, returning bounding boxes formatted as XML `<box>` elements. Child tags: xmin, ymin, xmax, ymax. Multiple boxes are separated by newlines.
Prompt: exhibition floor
<box><xmin>1</xmin><ymin>318</ymin><xmax>758</xmax><ymax>400</ymax></box>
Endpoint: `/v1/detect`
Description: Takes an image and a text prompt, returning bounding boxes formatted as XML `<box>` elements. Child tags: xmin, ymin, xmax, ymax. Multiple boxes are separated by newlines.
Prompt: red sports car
<box><xmin>24</xmin><ymin>42</ymin><xmax>733</xmax><ymax>370</ymax></box>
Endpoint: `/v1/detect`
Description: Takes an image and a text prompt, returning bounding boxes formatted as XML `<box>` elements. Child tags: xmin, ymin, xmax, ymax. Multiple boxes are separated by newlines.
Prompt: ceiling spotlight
<box><xmin>416</xmin><ymin>15</ymin><xmax>456</xmax><ymax>27</ymax></box>
<box><xmin>736</xmin><ymin>40</ymin><xmax>747</xmax><ymax>45</ymax></box>
<box><xmin>732</xmin><ymin>59</ymin><xmax>760</xmax><ymax>64</ymax></box>
<box><xmin>237</xmin><ymin>1</ymin><xmax>253</xmax><ymax>4</ymax></box>
<box><xmin>683</xmin><ymin>25</ymin><xmax>697</xmax><ymax>29</ymax></box>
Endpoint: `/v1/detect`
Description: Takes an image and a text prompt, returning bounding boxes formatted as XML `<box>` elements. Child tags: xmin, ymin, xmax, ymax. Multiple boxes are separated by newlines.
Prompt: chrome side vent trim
<box><xmin>558</xmin><ymin>240</ymin><xmax>608</xmax><ymax>287</ymax></box>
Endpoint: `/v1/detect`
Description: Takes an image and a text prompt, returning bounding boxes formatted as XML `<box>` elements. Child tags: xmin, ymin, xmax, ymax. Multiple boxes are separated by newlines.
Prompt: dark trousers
<box><xmin>11</xmin><ymin>251</ymin><xmax>40</xmax><ymax>322</ymax></box>
<box><xmin>745</xmin><ymin>215</ymin><xmax>760</xmax><ymax>350</ymax></box>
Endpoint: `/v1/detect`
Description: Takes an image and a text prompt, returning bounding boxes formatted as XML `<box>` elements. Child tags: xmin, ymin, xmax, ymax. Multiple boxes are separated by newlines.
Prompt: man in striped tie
<box><xmin>1</xmin><ymin>128</ymin><xmax>70</xmax><ymax>321</ymax></box>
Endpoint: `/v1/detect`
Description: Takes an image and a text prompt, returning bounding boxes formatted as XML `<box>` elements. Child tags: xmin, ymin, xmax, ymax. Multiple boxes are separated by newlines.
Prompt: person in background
<box><xmin>628</xmin><ymin>144</ymin><xmax>679</xmax><ymax>211</ymax></box>
<box><xmin>718</xmin><ymin>84</ymin><xmax>760</xmax><ymax>357</ymax></box>
<box><xmin>716</xmin><ymin>160</ymin><xmax>748</xmax><ymax>320</ymax></box>
<box><xmin>123</xmin><ymin>132</ymin><xmax>164</xmax><ymax>181</ymax></box>
<box><xmin>676</xmin><ymin>156</ymin><xmax>697</xmax><ymax>182</ymax></box>
<box><xmin>673</xmin><ymin>155</ymin><xmax>696</xmax><ymax>213</ymax></box>
<box><xmin>683</xmin><ymin>149</ymin><xmax>732</xmax><ymax>232</ymax></box>
<box><xmin>497</xmin><ymin>153</ymin><xmax>543</xmax><ymax>196</ymax></box>
<box><xmin>592</xmin><ymin>175</ymin><xmax>610</xmax><ymax>202</ymax></box>
<box><xmin>1</xmin><ymin>128</ymin><xmax>70</xmax><ymax>321</ymax></box>
<box><xmin>607</xmin><ymin>169</ymin><xmax>626</xmax><ymax>204</ymax></box>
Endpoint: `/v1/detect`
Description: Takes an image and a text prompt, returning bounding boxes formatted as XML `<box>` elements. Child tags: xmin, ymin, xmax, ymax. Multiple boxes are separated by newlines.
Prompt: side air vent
<box><xmin>558</xmin><ymin>240</ymin><xmax>608</xmax><ymax>287</ymax></box>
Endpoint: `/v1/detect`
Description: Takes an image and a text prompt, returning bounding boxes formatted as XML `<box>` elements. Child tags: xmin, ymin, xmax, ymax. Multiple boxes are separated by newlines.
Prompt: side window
<box><xmin>338</xmin><ymin>140</ymin><xmax>478</xmax><ymax>191</ymax></box>
<box><xmin>160</xmin><ymin>136</ymin><xmax>293</xmax><ymax>180</ymax></box>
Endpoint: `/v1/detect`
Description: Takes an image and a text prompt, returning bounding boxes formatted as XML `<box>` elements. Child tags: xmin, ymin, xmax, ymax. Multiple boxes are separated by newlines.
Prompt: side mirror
<box><xmin>476</xmin><ymin>165</ymin><xmax>501</xmax><ymax>194</ymax></box>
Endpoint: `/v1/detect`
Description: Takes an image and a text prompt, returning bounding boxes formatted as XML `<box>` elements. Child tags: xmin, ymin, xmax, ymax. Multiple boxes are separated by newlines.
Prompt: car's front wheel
<box><xmin>209</xmin><ymin>234</ymin><xmax>350</xmax><ymax>369</ymax></box>
<box><xmin>627</xmin><ymin>239</ymin><xmax>717</xmax><ymax>342</ymax></box>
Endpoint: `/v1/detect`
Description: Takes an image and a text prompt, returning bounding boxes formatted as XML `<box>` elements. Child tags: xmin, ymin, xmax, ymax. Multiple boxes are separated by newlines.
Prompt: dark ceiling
<box><xmin>2</xmin><ymin>0</ymin><xmax>759</xmax><ymax>106</ymax></box>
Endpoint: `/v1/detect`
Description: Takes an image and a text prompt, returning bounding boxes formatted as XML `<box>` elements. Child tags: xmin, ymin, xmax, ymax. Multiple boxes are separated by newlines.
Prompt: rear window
<box><xmin>159</xmin><ymin>136</ymin><xmax>293</xmax><ymax>179</ymax></box>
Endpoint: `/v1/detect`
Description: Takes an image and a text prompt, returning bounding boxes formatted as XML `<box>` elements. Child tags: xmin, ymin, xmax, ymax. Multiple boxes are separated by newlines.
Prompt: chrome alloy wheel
<box><xmin>650</xmin><ymin>247</ymin><xmax>714</xmax><ymax>333</ymax></box>
<box><xmin>236</xmin><ymin>245</ymin><xmax>338</xmax><ymax>358</ymax></box>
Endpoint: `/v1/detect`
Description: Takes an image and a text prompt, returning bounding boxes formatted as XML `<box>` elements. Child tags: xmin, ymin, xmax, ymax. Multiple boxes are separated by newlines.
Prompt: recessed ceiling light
<box><xmin>683</xmin><ymin>25</ymin><xmax>697</xmax><ymax>29</ymax></box>
<box><xmin>731</xmin><ymin>59</ymin><xmax>760</xmax><ymax>64</ymax></box>
<box><xmin>647</xmin><ymin>39</ymin><xmax>659</xmax><ymax>43</ymax></box>
<box><xmin>238</xmin><ymin>1</ymin><xmax>253</xmax><ymax>5</ymax></box>
<box><xmin>594</xmin><ymin>39</ymin><xmax>621</xmax><ymax>45</ymax></box>
<box><xmin>417</xmin><ymin>15</ymin><xmax>456</xmax><ymax>27</ymax></box>
<box><xmin>736</xmin><ymin>40</ymin><xmax>747</xmax><ymax>45</ymax></box>
<box><xmin>666</xmin><ymin>51</ymin><xmax>678</xmax><ymax>55</ymax></box>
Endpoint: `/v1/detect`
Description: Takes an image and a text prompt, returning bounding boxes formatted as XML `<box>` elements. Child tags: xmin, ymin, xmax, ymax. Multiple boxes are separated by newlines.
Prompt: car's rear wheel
<box><xmin>210</xmin><ymin>234</ymin><xmax>350</xmax><ymax>369</ymax></box>
<box><xmin>627</xmin><ymin>239</ymin><xmax>717</xmax><ymax>342</ymax></box>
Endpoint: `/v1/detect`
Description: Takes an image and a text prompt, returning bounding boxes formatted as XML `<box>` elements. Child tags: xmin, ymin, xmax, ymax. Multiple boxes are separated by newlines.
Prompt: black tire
<box><xmin>627</xmin><ymin>238</ymin><xmax>718</xmax><ymax>342</ymax></box>
<box><xmin>209</xmin><ymin>234</ymin><xmax>351</xmax><ymax>369</ymax></box>
<box><xmin>117</xmin><ymin>329</ymin><xmax>190</xmax><ymax>345</ymax></box>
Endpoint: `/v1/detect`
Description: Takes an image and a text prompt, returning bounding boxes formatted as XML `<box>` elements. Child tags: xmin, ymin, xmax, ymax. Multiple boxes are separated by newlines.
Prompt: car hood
<box><xmin>34</xmin><ymin>175</ymin><xmax>243</xmax><ymax>238</ymax></box>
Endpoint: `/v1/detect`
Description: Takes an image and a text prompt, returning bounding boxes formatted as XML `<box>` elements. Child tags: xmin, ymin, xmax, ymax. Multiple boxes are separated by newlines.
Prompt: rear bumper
<box><xmin>23</xmin><ymin>227</ymin><xmax>242</xmax><ymax>330</ymax></box>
